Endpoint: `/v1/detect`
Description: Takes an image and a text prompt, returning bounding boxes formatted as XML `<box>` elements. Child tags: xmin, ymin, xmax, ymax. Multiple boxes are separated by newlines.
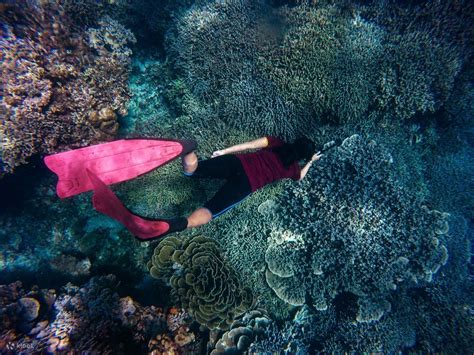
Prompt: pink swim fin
<box><xmin>44</xmin><ymin>138</ymin><xmax>196</xmax><ymax>198</ymax></box>
<box><xmin>87</xmin><ymin>170</ymin><xmax>188</xmax><ymax>241</ymax></box>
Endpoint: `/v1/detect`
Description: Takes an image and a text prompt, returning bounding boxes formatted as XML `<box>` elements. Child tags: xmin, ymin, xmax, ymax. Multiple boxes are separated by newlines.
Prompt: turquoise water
<box><xmin>1</xmin><ymin>0</ymin><xmax>472</xmax><ymax>353</ymax></box>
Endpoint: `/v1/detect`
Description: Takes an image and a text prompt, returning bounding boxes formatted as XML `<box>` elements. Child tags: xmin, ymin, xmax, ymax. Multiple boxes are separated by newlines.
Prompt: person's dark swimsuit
<box><xmin>185</xmin><ymin>136</ymin><xmax>301</xmax><ymax>218</ymax></box>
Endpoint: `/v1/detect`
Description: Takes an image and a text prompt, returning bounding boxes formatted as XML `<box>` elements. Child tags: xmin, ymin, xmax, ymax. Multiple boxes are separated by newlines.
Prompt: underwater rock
<box><xmin>150</xmin><ymin>235</ymin><xmax>254</xmax><ymax>330</ymax></box>
<box><xmin>17</xmin><ymin>298</ymin><xmax>40</xmax><ymax>322</ymax></box>
<box><xmin>48</xmin><ymin>255</ymin><xmax>92</xmax><ymax>277</ymax></box>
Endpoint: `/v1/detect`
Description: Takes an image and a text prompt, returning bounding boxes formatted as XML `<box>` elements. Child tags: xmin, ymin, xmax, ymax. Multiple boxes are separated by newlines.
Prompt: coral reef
<box><xmin>209</xmin><ymin>309</ymin><xmax>272</xmax><ymax>354</ymax></box>
<box><xmin>0</xmin><ymin>275</ymin><xmax>200</xmax><ymax>353</ymax></box>
<box><xmin>265</xmin><ymin>135</ymin><xmax>450</xmax><ymax>320</ymax></box>
<box><xmin>375</xmin><ymin>31</ymin><xmax>462</xmax><ymax>121</ymax></box>
<box><xmin>167</xmin><ymin>0</ymin><xmax>303</xmax><ymax>139</ymax></box>
<box><xmin>149</xmin><ymin>235</ymin><xmax>254</xmax><ymax>330</ymax></box>
<box><xmin>1</xmin><ymin>1</ymin><xmax>135</xmax><ymax>174</ymax></box>
<box><xmin>168</xmin><ymin>0</ymin><xmax>466</xmax><ymax>139</ymax></box>
<box><xmin>259</xmin><ymin>4</ymin><xmax>384</xmax><ymax>124</ymax></box>
<box><xmin>0</xmin><ymin>0</ymin><xmax>472</xmax><ymax>353</ymax></box>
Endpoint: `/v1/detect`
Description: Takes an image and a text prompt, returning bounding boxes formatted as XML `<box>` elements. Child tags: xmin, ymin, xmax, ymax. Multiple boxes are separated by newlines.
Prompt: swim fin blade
<box><xmin>44</xmin><ymin>138</ymin><xmax>196</xmax><ymax>198</ymax></box>
<box><xmin>87</xmin><ymin>169</ymin><xmax>187</xmax><ymax>241</ymax></box>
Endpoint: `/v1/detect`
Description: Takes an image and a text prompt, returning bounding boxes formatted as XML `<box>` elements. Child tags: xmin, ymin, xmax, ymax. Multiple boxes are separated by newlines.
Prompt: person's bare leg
<box><xmin>182</xmin><ymin>152</ymin><xmax>198</xmax><ymax>174</ymax></box>
<box><xmin>186</xmin><ymin>207</ymin><xmax>212</xmax><ymax>228</ymax></box>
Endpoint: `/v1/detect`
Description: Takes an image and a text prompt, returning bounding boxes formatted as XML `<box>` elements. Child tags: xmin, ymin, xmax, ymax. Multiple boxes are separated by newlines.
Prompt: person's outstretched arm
<box><xmin>212</xmin><ymin>137</ymin><xmax>268</xmax><ymax>158</ymax></box>
<box><xmin>299</xmin><ymin>152</ymin><xmax>323</xmax><ymax>181</ymax></box>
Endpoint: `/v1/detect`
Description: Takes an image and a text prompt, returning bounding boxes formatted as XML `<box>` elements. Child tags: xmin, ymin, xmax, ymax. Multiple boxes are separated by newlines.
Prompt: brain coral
<box><xmin>264</xmin><ymin>135</ymin><xmax>450</xmax><ymax>322</ymax></box>
<box><xmin>150</xmin><ymin>235</ymin><xmax>254</xmax><ymax>330</ymax></box>
<box><xmin>0</xmin><ymin>2</ymin><xmax>135</xmax><ymax>174</ymax></box>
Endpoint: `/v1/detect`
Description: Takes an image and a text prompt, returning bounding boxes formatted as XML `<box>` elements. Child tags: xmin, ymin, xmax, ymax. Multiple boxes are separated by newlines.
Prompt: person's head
<box><xmin>272</xmin><ymin>136</ymin><xmax>316</xmax><ymax>168</ymax></box>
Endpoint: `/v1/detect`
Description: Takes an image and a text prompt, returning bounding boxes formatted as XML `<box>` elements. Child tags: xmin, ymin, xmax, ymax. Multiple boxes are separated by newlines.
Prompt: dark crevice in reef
<box><xmin>0</xmin><ymin>155</ymin><xmax>51</xmax><ymax>214</ymax></box>
<box><xmin>334</xmin><ymin>292</ymin><xmax>359</xmax><ymax>322</ymax></box>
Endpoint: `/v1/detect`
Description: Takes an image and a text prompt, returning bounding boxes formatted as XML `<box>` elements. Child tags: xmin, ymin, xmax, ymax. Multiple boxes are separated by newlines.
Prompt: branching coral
<box><xmin>169</xmin><ymin>0</ymin><xmax>466</xmax><ymax>137</ymax></box>
<box><xmin>375</xmin><ymin>31</ymin><xmax>462</xmax><ymax>121</ymax></box>
<box><xmin>258</xmin><ymin>5</ymin><xmax>385</xmax><ymax>123</ymax></box>
<box><xmin>0</xmin><ymin>2</ymin><xmax>135</xmax><ymax>174</ymax></box>
<box><xmin>167</xmin><ymin>0</ymin><xmax>304</xmax><ymax>139</ymax></box>
<box><xmin>264</xmin><ymin>135</ymin><xmax>450</xmax><ymax>321</ymax></box>
<box><xmin>149</xmin><ymin>235</ymin><xmax>254</xmax><ymax>330</ymax></box>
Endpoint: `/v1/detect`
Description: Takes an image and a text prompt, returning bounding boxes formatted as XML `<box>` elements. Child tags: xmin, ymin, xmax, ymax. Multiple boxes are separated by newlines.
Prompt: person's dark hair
<box><xmin>272</xmin><ymin>136</ymin><xmax>316</xmax><ymax>168</ymax></box>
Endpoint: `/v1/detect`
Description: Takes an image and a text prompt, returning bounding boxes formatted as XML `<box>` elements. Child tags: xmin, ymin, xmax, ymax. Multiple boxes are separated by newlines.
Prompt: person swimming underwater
<box><xmin>167</xmin><ymin>136</ymin><xmax>323</xmax><ymax>234</ymax></box>
<box><xmin>45</xmin><ymin>135</ymin><xmax>324</xmax><ymax>240</ymax></box>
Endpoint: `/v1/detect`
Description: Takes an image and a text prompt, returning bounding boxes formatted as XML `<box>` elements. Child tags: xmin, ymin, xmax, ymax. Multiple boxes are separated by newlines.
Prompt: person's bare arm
<box><xmin>299</xmin><ymin>152</ymin><xmax>323</xmax><ymax>181</ymax></box>
<box><xmin>212</xmin><ymin>137</ymin><xmax>268</xmax><ymax>158</ymax></box>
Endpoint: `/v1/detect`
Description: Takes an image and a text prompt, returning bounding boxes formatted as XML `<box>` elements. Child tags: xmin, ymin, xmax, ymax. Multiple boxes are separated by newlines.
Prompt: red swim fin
<box><xmin>87</xmin><ymin>170</ymin><xmax>187</xmax><ymax>241</ymax></box>
<box><xmin>44</xmin><ymin>138</ymin><xmax>196</xmax><ymax>198</ymax></box>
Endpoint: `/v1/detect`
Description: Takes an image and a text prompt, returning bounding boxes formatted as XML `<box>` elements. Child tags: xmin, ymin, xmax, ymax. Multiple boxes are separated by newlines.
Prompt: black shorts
<box><xmin>184</xmin><ymin>155</ymin><xmax>251</xmax><ymax>218</ymax></box>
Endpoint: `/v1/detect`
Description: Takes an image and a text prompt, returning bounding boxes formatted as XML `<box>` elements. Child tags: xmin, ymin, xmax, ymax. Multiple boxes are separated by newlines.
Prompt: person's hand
<box><xmin>211</xmin><ymin>150</ymin><xmax>225</xmax><ymax>158</ymax></box>
<box><xmin>311</xmin><ymin>152</ymin><xmax>323</xmax><ymax>162</ymax></box>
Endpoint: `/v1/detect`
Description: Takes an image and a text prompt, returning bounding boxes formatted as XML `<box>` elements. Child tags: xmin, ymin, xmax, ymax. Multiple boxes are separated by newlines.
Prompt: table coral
<box><xmin>0</xmin><ymin>2</ymin><xmax>135</xmax><ymax>174</ymax></box>
<box><xmin>265</xmin><ymin>135</ymin><xmax>450</xmax><ymax>322</ymax></box>
<box><xmin>150</xmin><ymin>235</ymin><xmax>254</xmax><ymax>330</ymax></box>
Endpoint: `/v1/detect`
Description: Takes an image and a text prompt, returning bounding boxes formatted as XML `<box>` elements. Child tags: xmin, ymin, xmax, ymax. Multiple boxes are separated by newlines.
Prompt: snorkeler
<box><xmin>45</xmin><ymin>136</ymin><xmax>322</xmax><ymax>241</ymax></box>
<box><xmin>179</xmin><ymin>136</ymin><xmax>322</xmax><ymax>232</ymax></box>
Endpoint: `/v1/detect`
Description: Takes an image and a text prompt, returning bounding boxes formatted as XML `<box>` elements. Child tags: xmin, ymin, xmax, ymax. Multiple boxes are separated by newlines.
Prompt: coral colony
<box><xmin>1</xmin><ymin>0</ymin><xmax>473</xmax><ymax>353</ymax></box>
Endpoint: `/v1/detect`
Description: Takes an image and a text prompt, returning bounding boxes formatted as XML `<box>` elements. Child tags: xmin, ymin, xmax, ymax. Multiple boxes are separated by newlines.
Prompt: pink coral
<box><xmin>0</xmin><ymin>1</ymin><xmax>135</xmax><ymax>175</ymax></box>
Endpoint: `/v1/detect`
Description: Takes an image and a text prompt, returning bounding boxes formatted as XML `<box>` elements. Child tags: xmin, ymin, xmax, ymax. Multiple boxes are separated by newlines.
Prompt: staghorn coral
<box><xmin>149</xmin><ymin>235</ymin><xmax>254</xmax><ymax>330</ymax></box>
<box><xmin>264</xmin><ymin>135</ymin><xmax>450</xmax><ymax>321</ymax></box>
<box><xmin>0</xmin><ymin>2</ymin><xmax>135</xmax><ymax>174</ymax></box>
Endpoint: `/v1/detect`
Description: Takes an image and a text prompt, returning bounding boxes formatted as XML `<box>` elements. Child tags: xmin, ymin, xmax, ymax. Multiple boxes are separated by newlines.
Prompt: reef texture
<box><xmin>0</xmin><ymin>1</ymin><xmax>135</xmax><ymax>174</ymax></box>
<box><xmin>149</xmin><ymin>235</ymin><xmax>254</xmax><ymax>330</ymax></box>
<box><xmin>265</xmin><ymin>135</ymin><xmax>450</xmax><ymax>321</ymax></box>
<box><xmin>247</xmin><ymin>306</ymin><xmax>315</xmax><ymax>354</ymax></box>
<box><xmin>0</xmin><ymin>275</ymin><xmax>199</xmax><ymax>354</ymax></box>
<box><xmin>209</xmin><ymin>309</ymin><xmax>272</xmax><ymax>354</ymax></box>
<box><xmin>167</xmin><ymin>0</ymin><xmax>465</xmax><ymax>142</ymax></box>
<box><xmin>167</xmin><ymin>0</ymin><xmax>303</xmax><ymax>139</ymax></box>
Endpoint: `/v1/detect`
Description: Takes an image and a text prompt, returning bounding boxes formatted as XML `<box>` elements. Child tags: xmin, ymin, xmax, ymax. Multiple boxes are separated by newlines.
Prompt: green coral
<box><xmin>150</xmin><ymin>235</ymin><xmax>254</xmax><ymax>329</ymax></box>
<box><xmin>116</xmin><ymin>161</ymin><xmax>207</xmax><ymax>218</ymax></box>
<box><xmin>167</xmin><ymin>0</ymin><xmax>305</xmax><ymax>139</ymax></box>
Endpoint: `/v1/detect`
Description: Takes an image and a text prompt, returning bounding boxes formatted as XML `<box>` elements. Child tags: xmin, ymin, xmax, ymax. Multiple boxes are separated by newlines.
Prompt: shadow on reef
<box><xmin>0</xmin><ymin>156</ymin><xmax>50</xmax><ymax>214</ymax></box>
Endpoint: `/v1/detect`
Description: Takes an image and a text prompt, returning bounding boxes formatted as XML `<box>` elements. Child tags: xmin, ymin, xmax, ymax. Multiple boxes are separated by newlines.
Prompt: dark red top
<box><xmin>236</xmin><ymin>136</ymin><xmax>301</xmax><ymax>192</ymax></box>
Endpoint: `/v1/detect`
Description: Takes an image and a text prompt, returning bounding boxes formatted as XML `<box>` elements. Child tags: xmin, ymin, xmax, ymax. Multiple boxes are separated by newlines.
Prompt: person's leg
<box><xmin>183</xmin><ymin>154</ymin><xmax>243</xmax><ymax>179</ymax></box>
<box><xmin>182</xmin><ymin>152</ymin><xmax>198</xmax><ymax>175</ymax></box>
<box><xmin>186</xmin><ymin>207</ymin><xmax>213</xmax><ymax>228</ymax></box>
